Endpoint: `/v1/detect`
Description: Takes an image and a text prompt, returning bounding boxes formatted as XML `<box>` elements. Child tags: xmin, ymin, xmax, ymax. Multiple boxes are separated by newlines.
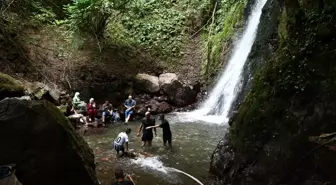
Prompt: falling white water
<box><xmin>181</xmin><ymin>0</ymin><xmax>268</xmax><ymax>124</ymax></box>
<box><xmin>131</xmin><ymin>156</ymin><xmax>204</xmax><ymax>185</ymax></box>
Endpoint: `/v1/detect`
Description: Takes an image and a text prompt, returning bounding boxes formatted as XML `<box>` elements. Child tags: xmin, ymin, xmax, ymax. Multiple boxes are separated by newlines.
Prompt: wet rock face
<box><xmin>0</xmin><ymin>99</ymin><xmax>98</xmax><ymax>185</ymax></box>
<box><xmin>230</xmin><ymin>0</ymin><xmax>281</xmax><ymax>118</ymax></box>
<box><xmin>210</xmin><ymin>0</ymin><xmax>336</xmax><ymax>184</ymax></box>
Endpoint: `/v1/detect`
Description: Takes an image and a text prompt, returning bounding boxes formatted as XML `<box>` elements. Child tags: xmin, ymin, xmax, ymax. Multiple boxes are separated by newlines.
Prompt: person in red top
<box><xmin>87</xmin><ymin>98</ymin><xmax>97</xmax><ymax>122</ymax></box>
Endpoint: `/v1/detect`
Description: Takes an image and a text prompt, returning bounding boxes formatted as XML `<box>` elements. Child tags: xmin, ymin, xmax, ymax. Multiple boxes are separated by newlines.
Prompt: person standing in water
<box><xmin>124</xmin><ymin>95</ymin><xmax>136</xmax><ymax>124</ymax></box>
<box><xmin>111</xmin><ymin>168</ymin><xmax>135</xmax><ymax>185</ymax></box>
<box><xmin>113</xmin><ymin>128</ymin><xmax>132</xmax><ymax>157</ymax></box>
<box><xmin>147</xmin><ymin>114</ymin><xmax>172</xmax><ymax>149</ymax></box>
<box><xmin>137</xmin><ymin>111</ymin><xmax>156</xmax><ymax>147</ymax></box>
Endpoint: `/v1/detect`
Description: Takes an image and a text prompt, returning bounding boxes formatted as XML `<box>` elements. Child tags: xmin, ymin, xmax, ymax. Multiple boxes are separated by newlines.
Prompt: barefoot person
<box><xmin>111</xmin><ymin>168</ymin><xmax>135</xmax><ymax>185</ymax></box>
<box><xmin>113</xmin><ymin>128</ymin><xmax>132</xmax><ymax>157</ymax></box>
<box><xmin>146</xmin><ymin>114</ymin><xmax>172</xmax><ymax>149</ymax></box>
<box><xmin>124</xmin><ymin>95</ymin><xmax>136</xmax><ymax>124</ymax></box>
<box><xmin>137</xmin><ymin>111</ymin><xmax>156</xmax><ymax>147</ymax></box>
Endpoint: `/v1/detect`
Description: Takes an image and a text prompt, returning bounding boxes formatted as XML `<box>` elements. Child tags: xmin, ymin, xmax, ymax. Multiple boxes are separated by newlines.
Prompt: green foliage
<box><xmin>107</xmin><ymin>0</ymin><xmax>210</xmax><ymax>60</ymax></box>
<box><xmin>201</xmin><ymin>0</ymin><xmax>247</xmax><ymax>82</ymax></box>
<box><xmin>61</xmin><ymin>0</ymin><xmax>210</xmax><ymax>60</ymax></box>
<box><xmin>64</xmin><ymin>0</ymin><xmax>120</xmax><ymax>37</ymax></box>
<box><xmin>30</xmin><ymin>1</ymin><xmax>57</xmax><ymax>25</ymax></box>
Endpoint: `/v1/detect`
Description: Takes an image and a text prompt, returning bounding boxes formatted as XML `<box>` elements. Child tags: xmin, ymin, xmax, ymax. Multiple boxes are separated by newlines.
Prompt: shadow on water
<box><xmin>84</xmin><ymin>115</ymin><xmax>225</xmax><ymax>185</ymax></box>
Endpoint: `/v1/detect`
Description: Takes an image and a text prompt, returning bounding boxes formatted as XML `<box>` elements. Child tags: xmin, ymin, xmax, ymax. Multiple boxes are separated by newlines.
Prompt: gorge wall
<box><xmin>211</xmin><ymin>0</ymin><xmax>336</xmax><ymax>184</ymax></box>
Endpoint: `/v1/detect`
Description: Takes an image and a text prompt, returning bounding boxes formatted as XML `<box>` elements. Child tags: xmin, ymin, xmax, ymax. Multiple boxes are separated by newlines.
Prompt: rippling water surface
<box><xmin>84</xmin><ymin>115</ymin><xmax>226</xmax><ymax>185</ymax></box>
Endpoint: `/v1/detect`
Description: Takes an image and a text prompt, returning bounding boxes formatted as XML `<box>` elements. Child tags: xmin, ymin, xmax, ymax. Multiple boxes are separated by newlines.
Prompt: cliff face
<box><xmin>211</xmin><ymin>0</ymin><xmax>336</xmax><ymax>184</ymax></box>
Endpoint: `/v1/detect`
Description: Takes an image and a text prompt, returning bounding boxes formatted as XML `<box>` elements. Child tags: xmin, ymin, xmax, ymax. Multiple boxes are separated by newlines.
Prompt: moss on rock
<box><xmin>0</xmin><ymin>99</ymin><xmax>98</xmax><ymax>185</ymax></box>
<box><xmin>201</xmin><ymin>0</ymin><xmax>248</xmax><ymax>83</ymax></box>
<box><xmin>0</xmin><ymin>73</ymin><xmax>24</xmax><ymax>100</ymax></box>
<box><xmin>211</xmin><ymin>0</ymin><xmax>336</xmax><ymax>184</ymax></box>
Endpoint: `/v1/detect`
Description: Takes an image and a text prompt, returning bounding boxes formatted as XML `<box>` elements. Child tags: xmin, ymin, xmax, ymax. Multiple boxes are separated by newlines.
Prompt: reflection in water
<box><xmin>84</xmin><ymin>115</ymin><xmax>224</xmax><ymax>185</ymax></box>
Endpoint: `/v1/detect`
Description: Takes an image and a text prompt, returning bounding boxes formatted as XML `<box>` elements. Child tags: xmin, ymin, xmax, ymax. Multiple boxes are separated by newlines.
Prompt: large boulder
<box><xmin>29</xmin><ymin>82</ymin><xmax>61</xmax><ymax>106</ymax></box>
<box><xmin>159</xmin><ymin>73</ymin><xmax>178</xmax><ymax>87</ymax></box>
<box><xmin>134</xmin><ymin>74</ymin><xmax>160</xmax><ymax>93</ymax></box>
<box><xmin>163</xmin><ymin>80</ymin><xmax>198</xmax><ymax>107</ymax></box>
<box><xmin>157</xmin><ymin>101</ymin><xmax>173</xmax><ymax>113</ymax></box>
<box><xmin>0</xmin><ymin>73</ymin><xmax>24</xmax><ymax>100</ymax></box>
<box><xmin>0</xmin><ymin>99</ymin><xmax>99</xmax><ymax>185</ymax></box>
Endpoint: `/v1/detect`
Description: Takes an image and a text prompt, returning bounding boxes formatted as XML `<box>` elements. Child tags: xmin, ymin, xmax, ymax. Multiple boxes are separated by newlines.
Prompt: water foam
<box><xmin>131</xmin><ymin>156</ymin><xmax>204</xmax><ymax>185</ymax></box>
<box><xmin>131</xmin><ymin>156</ymin><xmax>168</xmax><ymax>173</ymax></box>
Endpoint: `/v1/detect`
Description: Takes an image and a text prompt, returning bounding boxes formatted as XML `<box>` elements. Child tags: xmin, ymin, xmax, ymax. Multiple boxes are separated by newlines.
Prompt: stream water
<box><xmin>84</xmin><ymin>115</ymin><xmax>226</xmax><ymax>185</ymax></box>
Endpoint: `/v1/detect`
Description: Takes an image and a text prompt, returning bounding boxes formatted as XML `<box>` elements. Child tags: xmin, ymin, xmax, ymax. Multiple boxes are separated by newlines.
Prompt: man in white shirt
<box><xmin>113</xmin><ymin>128</ymin><xmax>132</xmax><ymax>157</ymax></box>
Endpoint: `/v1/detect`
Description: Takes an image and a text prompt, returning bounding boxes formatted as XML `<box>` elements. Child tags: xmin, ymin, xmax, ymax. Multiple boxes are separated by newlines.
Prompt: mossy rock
<box><xmin>0</xmin><ymin>73</ymin><xmax>25</xmax><ymax>100</ymax></box>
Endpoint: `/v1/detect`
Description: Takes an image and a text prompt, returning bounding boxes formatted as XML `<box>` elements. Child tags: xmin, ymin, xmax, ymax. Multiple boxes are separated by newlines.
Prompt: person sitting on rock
<box><xmin>68</xmin><ymin>106</ymin><xmax>89</xmax><ymax>128</ymax></box>
<box><xmin>124</xmin><ymin>95</ymin><xmax>136</xmax><ymax>124</ymax></box>
<box><xmin>111</xmin><ymin>168</ymin><xmax>135</xmax><ymax>185</ymax></box>
<box><xmin>64</xmin><ymin>100</ymin><xmax>74</xmax><ymax>117</ymax></box>
<box><xmin>87</xmin><ymin>98</ymin><xmax>97</xmax><ymax>122</ymax></box>
<box><xmin>102</xmin><ymin>101</ymin><xmax>114</xmax><ymax>123</ymax></box>
<box><xmin>72</xmin><ymin>92</ymin><xmax>87</xmax><ymax>113</ymax></box>
<box><xmin>113</xmin><ymin>128</ymin><xmax>132</xmax><ymax>158</ymax></box>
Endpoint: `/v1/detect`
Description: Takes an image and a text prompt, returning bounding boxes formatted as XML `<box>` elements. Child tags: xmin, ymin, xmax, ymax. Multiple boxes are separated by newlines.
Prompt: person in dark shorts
<box><xmin>113</xmin><ymin>128</ymin><xmax>132</xmax><ymax>157</ymax></box>
<box><xmin>137</xmin><ymin>111</ymin><xmax>156</xmax><ymax>147</ymax></box>
<box><xmin>111</xmin><ymin>168</ymin><xmax>135</xmax><ymax>185</ymax></box>
<box><xmin>147</xmin><ymin>114</ymin><xmax>172</xmax><ymax>148</ymax></box>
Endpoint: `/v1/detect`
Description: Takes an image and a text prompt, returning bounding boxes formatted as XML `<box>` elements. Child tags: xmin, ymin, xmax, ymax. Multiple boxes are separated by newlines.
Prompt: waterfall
<box><xmin>185</xmin><ymin>0</ymin><xmax>268</xmax><ymax>124</ymax></box>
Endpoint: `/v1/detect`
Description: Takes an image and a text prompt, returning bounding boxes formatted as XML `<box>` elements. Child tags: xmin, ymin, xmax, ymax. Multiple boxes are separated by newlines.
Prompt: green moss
<box><xmin>201</xmin><ymin>0</ymin><xmax>247</xmax><ymax>83</ymax></box>
<box><xmin>0</xmin><ymin>73</ymin><xmax>24</xmax><ymax>99</ymax></box>
<box><xmin>230</xmin><ymin>0</ymin><xmax>336</xmax><ymax>159</ymax></box>
<box><xmin>278</xmin><ymin>9</ymin><xmax>288</xmax><ymax>48</ymax></box>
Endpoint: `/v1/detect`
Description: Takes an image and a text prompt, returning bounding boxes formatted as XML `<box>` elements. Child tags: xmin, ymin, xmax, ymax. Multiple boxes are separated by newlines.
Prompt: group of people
<box><xmin>65</xmin><ymin>92</ymin><xmax>141</xmax><ymax>128</ymax></box>
<box><xmin>113</xmin><ymin>112</ymin><xmax>172</xmax><ymax>158</ymax></box>
<box><xmin>111</xmin><ymin>112</ymin><xmax>172</xmax><ymax>184</ymax></box>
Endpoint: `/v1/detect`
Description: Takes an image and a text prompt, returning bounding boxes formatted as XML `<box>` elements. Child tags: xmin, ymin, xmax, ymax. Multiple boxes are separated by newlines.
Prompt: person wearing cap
<box><xmin>111</xmin><ymin>168</ymin><xmax>135</xmax><ymax>185</ymax></box>
<box><xmin>87</xmin><ymin>98</ymin><xmax>97</xmax><ymax>122</ymax></box>
<box><xmin>137</xmin><ymin>111</ymin><xmax>156</xmax><ymax>147</ymax></box>
<box><xmin>124</xmin><ymin>95</ymin><xmax>136</xmax><ymax>124</ymax></box>
<box><xmin>146</xmin><ymin>114</ymin><xmax>172</xmax><ymax>149</ymax></box>
<box><xmin>113</xmin><ymin>128</ymin><xmax>132</xmax><ymax>157</ymax></box>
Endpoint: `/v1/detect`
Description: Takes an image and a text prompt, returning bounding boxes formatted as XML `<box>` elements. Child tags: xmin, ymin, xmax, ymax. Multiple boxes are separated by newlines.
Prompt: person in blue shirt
<box><xmin>124</xmin><ymin>95</ymin><xmax>136</xmax><ymax>124</ymax></box>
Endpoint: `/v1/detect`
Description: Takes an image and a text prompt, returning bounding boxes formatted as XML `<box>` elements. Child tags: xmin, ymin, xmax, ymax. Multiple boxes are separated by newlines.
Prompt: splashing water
<box><xmin>178</xmin><ymin>0</ymin><xmax>268</xmax><ymax>125</ymax></box>
<box><xmin>131</xmin><ymin>156</ymin><xmax>204</xmax><ymax>185</ymax></box>
<box><xmin>131</xmin><ymin>156</ymin><xmax>168</xmax><ymax>174</ymax></box>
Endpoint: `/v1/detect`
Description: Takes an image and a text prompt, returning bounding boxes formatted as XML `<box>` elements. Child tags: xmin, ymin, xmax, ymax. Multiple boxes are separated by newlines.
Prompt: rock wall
<box><xmin>0</xmin><ymin>99</ymin><xmax>98</xmax><ymax>185</ymax></box>
<box><xmin>210</xmin><ymin>0</ymin><xmax>336</xmax><ymax>184</ymax></box>
<box><xmin>229</xmin><ymin>0</ymin><xmax>281</xmax><ymax>119</ymax></box>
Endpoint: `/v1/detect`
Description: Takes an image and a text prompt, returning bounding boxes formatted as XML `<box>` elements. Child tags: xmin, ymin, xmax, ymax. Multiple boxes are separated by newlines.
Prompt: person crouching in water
<box><xmin>111</xmin><ymin>168</ymin><xmax>135</xmax><ymax>185</ymax></box>
<box><xmin>147</xmin><ymin>114</ymin><xmax>172</xmax><ymax>149</ymax></box>
<box><xmin>137</xmin><ymin>111</ymin><xmax>156</xmax><ymax>147</ymax></box>
<box><xmin>124</xmin><ymin>95</ymin><xmax>136</xmax><ymax>124</ymax></box>
<box><xmin>114</xmin><ymin>128</ymin><xmax>132</xmax><ymax>157</ymax></box>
